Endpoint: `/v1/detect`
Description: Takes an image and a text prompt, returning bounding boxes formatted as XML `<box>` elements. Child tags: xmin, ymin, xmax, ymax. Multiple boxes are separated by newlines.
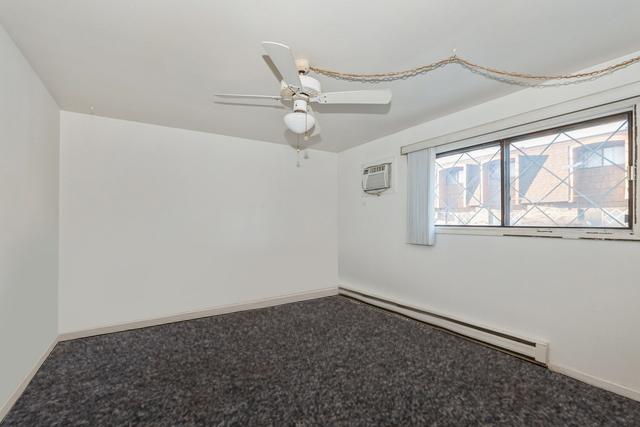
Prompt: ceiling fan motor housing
<box><xmin>281</xmin><ymin>75</ymin><xmax>321</xmax><ymax>98</ymax></box>
<box><xmin>293</xmin><ymin>99</ymin><xmax>308</xmax><ymax>112</ymax></box>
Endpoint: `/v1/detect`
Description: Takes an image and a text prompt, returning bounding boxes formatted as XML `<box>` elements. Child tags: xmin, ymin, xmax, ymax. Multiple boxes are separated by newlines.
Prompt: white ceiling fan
<box><xmin>215</xmin><ymin>42</ymin><xmax>392</xmax><ymax>137</ymax></box>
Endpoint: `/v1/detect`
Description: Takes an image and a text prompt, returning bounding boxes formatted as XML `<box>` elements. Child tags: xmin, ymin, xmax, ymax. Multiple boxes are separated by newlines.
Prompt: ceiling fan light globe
<box><xmin>284</xmin><ymin>112</ymin><xmax>315</xmax><ymax>134</ymax></box>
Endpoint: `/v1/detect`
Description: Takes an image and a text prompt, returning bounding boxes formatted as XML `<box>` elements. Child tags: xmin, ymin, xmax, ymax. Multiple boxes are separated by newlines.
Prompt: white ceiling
<box><xmin>1</xmin><ymin>1</ymin><xmax>639</xmax><ymax>152</ymax></box>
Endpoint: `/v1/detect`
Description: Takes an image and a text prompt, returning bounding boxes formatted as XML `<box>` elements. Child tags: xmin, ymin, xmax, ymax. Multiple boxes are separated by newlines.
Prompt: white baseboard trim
<box><xmin>549</xmin><ymin>363</ymin><xmax>640</xmax><ymax>402</ymax></box>
<box><xmin>59</xmin><ymin>287</ymin><xmax>339</xmax><ymax>342</ymax></box>
<box><xmin>0</xmin><ymin>338</ymin><xmax>58</xmax><ymax>422</ymax></box>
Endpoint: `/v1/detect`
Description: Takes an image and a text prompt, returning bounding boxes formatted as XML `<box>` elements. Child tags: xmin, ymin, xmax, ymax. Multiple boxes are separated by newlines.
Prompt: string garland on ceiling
<box><xmin>309</xmin><ymin>52</ymin><xmax>640</xmax><ymax>86</ymax></box>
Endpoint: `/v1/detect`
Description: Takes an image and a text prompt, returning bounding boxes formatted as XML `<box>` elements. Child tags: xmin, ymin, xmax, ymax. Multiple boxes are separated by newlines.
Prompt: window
<box><xmin>574</xmin><ymin>141</ymin><xmax>625</xmax><ymax>169</ymax></box>
<box><xmin>435</xmin><ymin>144</ymin><xmax>502</xmax><ymax>226</ymax></box>
<box><xmin>435</xmin><ymin>112</ymin><xmax>633</xmax><ymax>229</ymax></box>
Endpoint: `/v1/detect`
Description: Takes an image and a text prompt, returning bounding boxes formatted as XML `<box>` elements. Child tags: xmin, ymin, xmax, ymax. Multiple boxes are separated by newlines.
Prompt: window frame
<box><xmin>430</xmin><ymin>99</ymin><xmax>638</xmax><ymax>241</ymax></box>
<box><xmin>434</xmin><ymin>141</ymin><xmax>504</xmax><ymax>227</ymax></box>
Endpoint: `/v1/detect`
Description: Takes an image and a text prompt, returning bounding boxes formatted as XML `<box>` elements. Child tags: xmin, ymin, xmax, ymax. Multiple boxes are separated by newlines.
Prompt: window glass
<box><xmin>509</xmin><ymin>116</ymin><xmax>629</xmax><ymax>228</ymax></box>
<box><xmin>435</xmin><ymin>145</ymin><xmax>502</xmax><ymax>226</ymax></box>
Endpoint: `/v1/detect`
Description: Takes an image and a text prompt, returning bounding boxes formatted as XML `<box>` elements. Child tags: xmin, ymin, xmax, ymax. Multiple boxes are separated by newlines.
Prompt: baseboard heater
<box><xmin>339</xmin><ymin>287</ymin><xmax>548</xmax><ymax>365</ymax></box>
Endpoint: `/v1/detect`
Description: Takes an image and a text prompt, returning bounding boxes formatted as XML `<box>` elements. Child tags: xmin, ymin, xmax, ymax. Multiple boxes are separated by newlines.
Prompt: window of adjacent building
<box><xmin>435</xmin><ymin>112</ymin><xmax>633</xmax><ymax>229</ymax></box>
<box><xmin>435</xmin><ymin>144</ymin><xmax>502</xmax><ymax>226</ymax></box>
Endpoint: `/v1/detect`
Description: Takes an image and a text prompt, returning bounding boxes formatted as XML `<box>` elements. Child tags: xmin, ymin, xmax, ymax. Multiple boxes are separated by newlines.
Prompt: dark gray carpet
<box><xmin>3</xmin><ymin>296</ymin><xmax>640</xmax><ymax>426</ymax></box>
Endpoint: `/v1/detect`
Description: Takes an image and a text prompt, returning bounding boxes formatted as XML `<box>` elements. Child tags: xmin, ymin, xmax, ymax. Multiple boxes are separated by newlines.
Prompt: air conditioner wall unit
<box><xmin>362</xmin><ymin>162</ymin><xmax>391</xmax><ymax>194</ymax></box>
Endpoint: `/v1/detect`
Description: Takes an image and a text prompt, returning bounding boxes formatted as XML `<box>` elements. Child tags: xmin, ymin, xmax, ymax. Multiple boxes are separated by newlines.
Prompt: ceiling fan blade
<box><xmin>214</xmin><ymin>93</ymin><xmax>283</xmax><ymax>100</ymax></box>
<box><xmin>311</xmin><ymin>89</ymin><xmax>392</xmax><ymax>105</ymax></box>
<box><xmin>262</xmin><ymin>41</ymin><xmax>302</xmax><ymax>90</ymax></box>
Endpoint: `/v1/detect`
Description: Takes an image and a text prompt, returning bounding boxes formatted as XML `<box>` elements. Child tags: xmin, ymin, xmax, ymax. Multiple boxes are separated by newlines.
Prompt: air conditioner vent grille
<box><xmin>362</xmin><ymin>163</ymin><xmax>391</xmax><ymax>194</ymax></box>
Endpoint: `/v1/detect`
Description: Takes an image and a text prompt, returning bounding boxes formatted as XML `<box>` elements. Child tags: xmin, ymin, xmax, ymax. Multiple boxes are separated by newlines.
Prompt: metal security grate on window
<box><xmin>435</xmin><ymin>144</ymin><xmax>502</xmax><ymax>226</ymax></box>
<box><xmin>435</xmin><ymin>111</ymin><xmax>633</xmax><ymax>230</ymax></box>
<box><xmin>508</xmin><ymin>115</ymin><xmax>630</xmax><ymax>228</ymax></box>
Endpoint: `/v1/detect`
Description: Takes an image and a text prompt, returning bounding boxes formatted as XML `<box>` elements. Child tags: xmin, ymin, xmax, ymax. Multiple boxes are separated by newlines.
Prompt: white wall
<box><xmin>59</xmin><ymin>112</ymin><xmax>337</xmax><ymax>333</ymax></box>
<box><xmin>0</xmin><ymin>26</ymin><xmax>59</xmax><ymax>410</ymax></box>
<box><xmin>338</xmin><ymin>52</ymin><xmax>640</xmax><ymax>397</ymax></box>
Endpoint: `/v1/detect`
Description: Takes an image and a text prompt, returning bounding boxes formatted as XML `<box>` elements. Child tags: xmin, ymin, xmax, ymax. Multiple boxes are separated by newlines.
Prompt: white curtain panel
<box><xmin>407</xmin><ymin>148</ymin><xmax>436</xmax><ymax>246</ymax></box>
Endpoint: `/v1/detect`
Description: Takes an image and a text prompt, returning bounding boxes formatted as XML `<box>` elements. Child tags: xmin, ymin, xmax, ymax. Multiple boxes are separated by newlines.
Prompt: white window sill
<box><xmin>436</xmin><ymin>226</ymin><xmax>640</xmax><ymax>241</ymax></box>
